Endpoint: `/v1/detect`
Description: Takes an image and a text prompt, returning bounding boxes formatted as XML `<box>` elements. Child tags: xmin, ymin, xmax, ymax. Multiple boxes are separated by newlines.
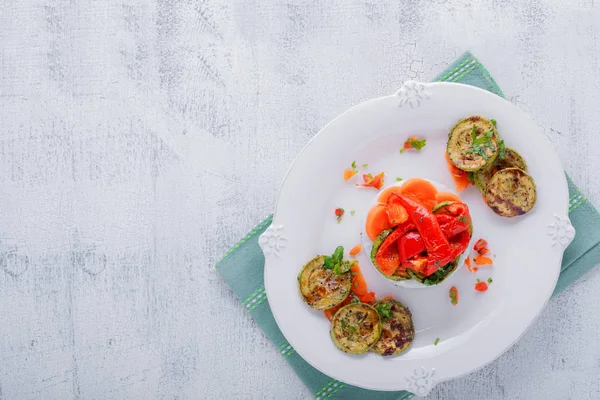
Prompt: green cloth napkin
<box><xmin>217</xmin><ymin>51</ymin><xmax>600</xmax><ymax>399</ymax></box>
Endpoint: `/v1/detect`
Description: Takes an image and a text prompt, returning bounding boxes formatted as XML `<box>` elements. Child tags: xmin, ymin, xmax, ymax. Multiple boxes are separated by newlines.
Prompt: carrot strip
<box><xmin>350</xmin><ymin>263</ymin><xmax>368</xmax><ymax>296</ymax></box>
<box><xmin>349</xmin><ymin>244</ymin><xmax>362</xmax><ymax>257</ymax></box>
<box><xmin>445</xmin><ymin>152</ymin><xmax>470</xmax><ymax>192</ymax></box>
<box><xmin>359</xmin><ymin>292</ymin><xmax>376</xmax><ymax>304</ymax></box>
<box><xmin>464</xmin><ymin>256</ymin><xmax>474</xmax><ymax>272</ymax></box>
<box><xmin>474</xmin><ymin>255</ymin><xmax>493</xmax><ymax>265</ymax></box>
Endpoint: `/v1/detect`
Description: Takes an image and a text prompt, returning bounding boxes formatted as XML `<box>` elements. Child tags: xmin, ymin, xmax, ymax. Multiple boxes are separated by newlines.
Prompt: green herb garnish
<box><xmin>350</xmin><ymin>210</ymin><xmax>355</xmax><ymax>216</ymax></box>
<box><xmin>375</xmin><ymin>302</ymin><xmax>393</xmax><ymax>321</ymax></box>
<box><xmin>396</xmin><ymin>177</ymin><xmax>403</xmax><ymax>182</ymax></box>
<box><xmin>408</xmin><ymin>138</ymin><xmax>426</xmax><ymax>151</ymax></box>
<box><xmin>487</xmin><ymin>277</ymin><xmax>493</xmax><ymax>284</ymax></box>
<box><xmin>434</xmin><ymin>338</ymin><xmax>440</xmax><ymax>346</ymax></box>
<box><xmin>476</xmin><ymin>278</ymin><xmax>481</xmax><ymax>283</ymax></box>
<box><xmin>491</xmin><ymin>119</ymin><xmax>497</xmax><ymax>127</ymax></box>
<box><xmin>351</xmin><ymin>161</ymin><xmax>357</xmax><ymax>169</ymax></box>
<box><xmin>323</xmin><ymin>246</ymin><xmax>354</xmax><ymax>275</ymax></box>
<box><xmin>350</xmin><ymin>294</ymin><xmax>361</xmax><ymax>303</ymax></box>
<box><xmin>457</xmin><ymin>215</ymin><xmax>468</xmax><ymax>223</ymax></box>
<box><xmin>323</xmin><ymin>246</ymin><xmax>344</xmax><ymax>271</ymax></box>
<box><xmin>362</xmin><ymin>163</ymin><xmax>368</xmax><ymax>168</ymax></box>
<box><xmin>498</xmin><ymin>139</ymin><xmax>505</xmax><ymax>160</ymax></box>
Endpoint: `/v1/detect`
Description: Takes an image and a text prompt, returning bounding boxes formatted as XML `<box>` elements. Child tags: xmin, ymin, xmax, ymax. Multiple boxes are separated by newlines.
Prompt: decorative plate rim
<box><xmin>261</xmin><ymin>81</ymin><xmax>572</xmax><ymax>395</ymax></box>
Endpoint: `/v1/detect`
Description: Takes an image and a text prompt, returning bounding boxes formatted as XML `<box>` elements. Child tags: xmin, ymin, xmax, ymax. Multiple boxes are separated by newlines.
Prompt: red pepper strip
<box><xmin>401</xmin><ymin>255</ymin><xmax>428</xmax><ymax>275</ymax></box>
<box><xmin>397</xmin><ymin>218</ymin><xmax>469</xmax><ymax>263</ymax></box>
<box><xmin>473</xmin><ymin>238</ymin><xmax>488</xmax><ymax>253</ymax></box>
<box><xmin>375</xmin><ymin>220</ymin><xmax>416</xmax><ymax>276</ymax></box>
<box><xmin>398</xmin><ymin>231</ymin><xmax>423</xmax><ymax>262</ymax></box>
<box><xmin>390</xmin><ymin>194</ymin><xmax>453</xmax><ymax>277</ymax></box>
<box><xmin>449</xmin><ymin>231</ymin><xmax>470</xmax><ymax>259</ymax></box>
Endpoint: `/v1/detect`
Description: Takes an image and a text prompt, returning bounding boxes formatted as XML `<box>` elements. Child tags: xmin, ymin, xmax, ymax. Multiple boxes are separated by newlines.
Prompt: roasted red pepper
<box><xmin>398</xmin><ymin>231</ymin><xmax>423</xmax><ymax>262</ymax></box>
<box><xmin>473</xmin><ymin>238</ymin><xmax>488</xmax><ymax>253</ymax></box>
<box><xmin>375</xmin><ymin>220</ymin><xmax>416</xmax><ymax>276</ymax></box>
<box><xmin>390</xmin><ymin>194</ymin><xmax>453</xmax><ymax>276</ymax></box>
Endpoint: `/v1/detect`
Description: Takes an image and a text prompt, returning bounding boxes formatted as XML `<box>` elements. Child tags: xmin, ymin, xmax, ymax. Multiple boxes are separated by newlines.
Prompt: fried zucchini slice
<box><xmin>372</xmin><ymin>299</ymin><xmax>415</xmax><ymax>356</ymax></box>
<box><xmin>474</xmin><ymin>147</ymin><xmax>527</xmax><ymax>193</ymax></box>
<box><xmin>330</xmin><ymin>303</ymin><xmax>382</xmax><ymax>354</ymax></box>
<box><xmin>370</xmin><ymin>229</ymin><xmax>410</xmax><ymax>281</ymax></box>
<box><xmin>298</xmin><ymin>256</ymin><xmax>352</xmax><ymax>310</ymax></box>
<box><xmin>485</xmin><ymin>168</ymin><xmax>537</xmax><ymax>217</ymax></box>
<box><xmin>447</xmin><ymin>116</ymin><xmax>499</xmax><ymax>171</ymax></box>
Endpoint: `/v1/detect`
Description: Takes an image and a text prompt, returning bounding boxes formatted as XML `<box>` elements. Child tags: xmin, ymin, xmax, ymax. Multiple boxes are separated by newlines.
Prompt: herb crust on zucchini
<box><xmin>330</xmin><ymin>303</ymin><xmax>382</xmax><ymax>354</ymax></box>
<box><xmin>298</xmin><ymin>255</ymin><xmax>352</xmax><ymax>310</ymax></box>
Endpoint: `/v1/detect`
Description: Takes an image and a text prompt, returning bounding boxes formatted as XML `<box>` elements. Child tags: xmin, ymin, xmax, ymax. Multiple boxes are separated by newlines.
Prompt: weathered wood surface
<box><xmin>1</xmin><ymin>0</ymin><xmax>600</xmax><ymax>399</ymax></box>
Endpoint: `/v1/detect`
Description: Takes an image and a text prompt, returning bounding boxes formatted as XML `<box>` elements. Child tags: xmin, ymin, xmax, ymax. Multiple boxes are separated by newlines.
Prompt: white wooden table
<box><xmin>1</xmin><ymin>1</ymin><xmax>600</xmax><ymax>399</ymax></box>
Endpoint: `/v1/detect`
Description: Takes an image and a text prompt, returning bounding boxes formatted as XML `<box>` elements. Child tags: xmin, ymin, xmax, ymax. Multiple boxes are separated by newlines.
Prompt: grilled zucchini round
<box><xmin>474</xmin><ymin>147</ymin><xmax>527</xmax><ymax>193</ymax></box>
<box><xmin>330</xmin><ymin>303</ymin><xmax>382</xmax><ymax>354</ymax></box>
<box><xmin>485</xmin><ymin>168</ymin><xmax>537</xmax><ymax>217</ymax></box>
<box><xmin>298</xmin><ymin>256</ymin><xmax>352</xmax><ymax>310</ymax></box>
<box><xmin>447</xmin><ymin>116</ymin><xmax>499</xmax><ymax>171</ymax></box>
<box><xmin>372</xmin><ymin>298</ymin><xmax>415</xmax><ymax>356</ymax></box>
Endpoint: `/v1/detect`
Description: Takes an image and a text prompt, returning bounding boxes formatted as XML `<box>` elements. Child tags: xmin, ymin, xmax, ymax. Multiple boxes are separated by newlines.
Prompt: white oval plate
<box><xmin>260</xmin><ymin>82</ymin><xmax>575</xmax><ymax>396</ymax></box>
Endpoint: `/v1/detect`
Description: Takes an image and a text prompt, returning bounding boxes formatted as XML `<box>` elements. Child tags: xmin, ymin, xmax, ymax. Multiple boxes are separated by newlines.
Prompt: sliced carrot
<box><xmin>445</xmin><ymin>152</ymin><xmax>470</xmax><ymax>192</ymax></box>
<box><xmin>386</xmin><ymin>201</ymin><xmax>409</xmax><ymax>226</ymax></box>
<box><xmin>435</xmin><ymin>192</ymin><xmax>461</xmax><ymax>204</ymax></box>
<box><xmin>349</xmin><ymin>244</ymin><xmax>362</xmax><ymax>257</ymax></box>
<box><xmin>343</xmin><ymin>169</ymin><xmax>357</xmax><ymax>181</ymax></box>
<box><xmin>365</xmin><ymin>204</ymin><xmax>392</xmax><ymax>240</ymax></box>
<box><xmin>474</xmin><ymin>255</ymin><xmax>493</xmax><ymax>265</ymax></box>
<box><xmin>399</xmin><ymin>178</ymin><xmax>438</xmax><ymax>200</ymax></box>
<box><xmin>421</xmin><ymin>198</ymin><xmax>438</xmax><ymax>212</ymax></box>
<box><xmin>465</xmin><ymin>256</ymin><xmax>472</xmax><ymax>272</ymax></box>
<box><xmin>377</xmin><ymin>186</ymin><xmax>404</xmax><ymax>203</ymax></box>
<box><xmin>350</xmin><ymin>263</ymin><xmax>368</xmax><ymax>296</ymax></box>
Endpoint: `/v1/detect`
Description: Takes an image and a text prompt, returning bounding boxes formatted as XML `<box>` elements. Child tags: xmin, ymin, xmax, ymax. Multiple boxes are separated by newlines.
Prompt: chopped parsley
<box><xmin>457</xmin><ymin>215</ymin><xmax>469</xmax><ymax>223</ymax></box>
<box><xmin>434</xmin><ymin>338</ymin><xmax>440</xmax><ymax>346</ymax></box>
<box><xmin>491</xmin><ymin>119</ymin><xmax>497</xmax><ymax>127</ymax></box>
<box><xmin>476</xmin><ymin>278</ymin><xmax>481</xmax><ymax>283</ymax></box>
<box><xmin>498</xmin><ymin>139</ymin><xmax>506</xmax><ymax>160</ymax></box>
<box><xmin>466</xmin><ymin>124</ymin><xmax>496</xmax><ymax>160</ymax></box>
<box><xmin>396</xmin><ymin>177</ymin><xmax>403</xmax><ymax>182</ymax></box>
<box><xmin>487</xmin><ymin>277</ymin><xmax>493</xmax><ymax>284</ymax></box>
<box><xmin>375</xmin><ymin>302</ymin><xmax>393</xmax><ymax>321</ymax></box>
<box><xmin>341</xmin><ymin>319</ymin><xmax>357</xmax><ymax>334</ymax></box>
<box><xmin>400</xmin><ymin>136</ymin><xmax>427</xmax><ymax>153</ymax></box>
<box><xmin>362</xmin><ymin>163</ymin><xmax>368</xmax><ymax>168</ymax></box>
<box><xmin>350</xmin><ymin>210</ymin><xmax>356</xmax><ymax>216</ymax></box>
